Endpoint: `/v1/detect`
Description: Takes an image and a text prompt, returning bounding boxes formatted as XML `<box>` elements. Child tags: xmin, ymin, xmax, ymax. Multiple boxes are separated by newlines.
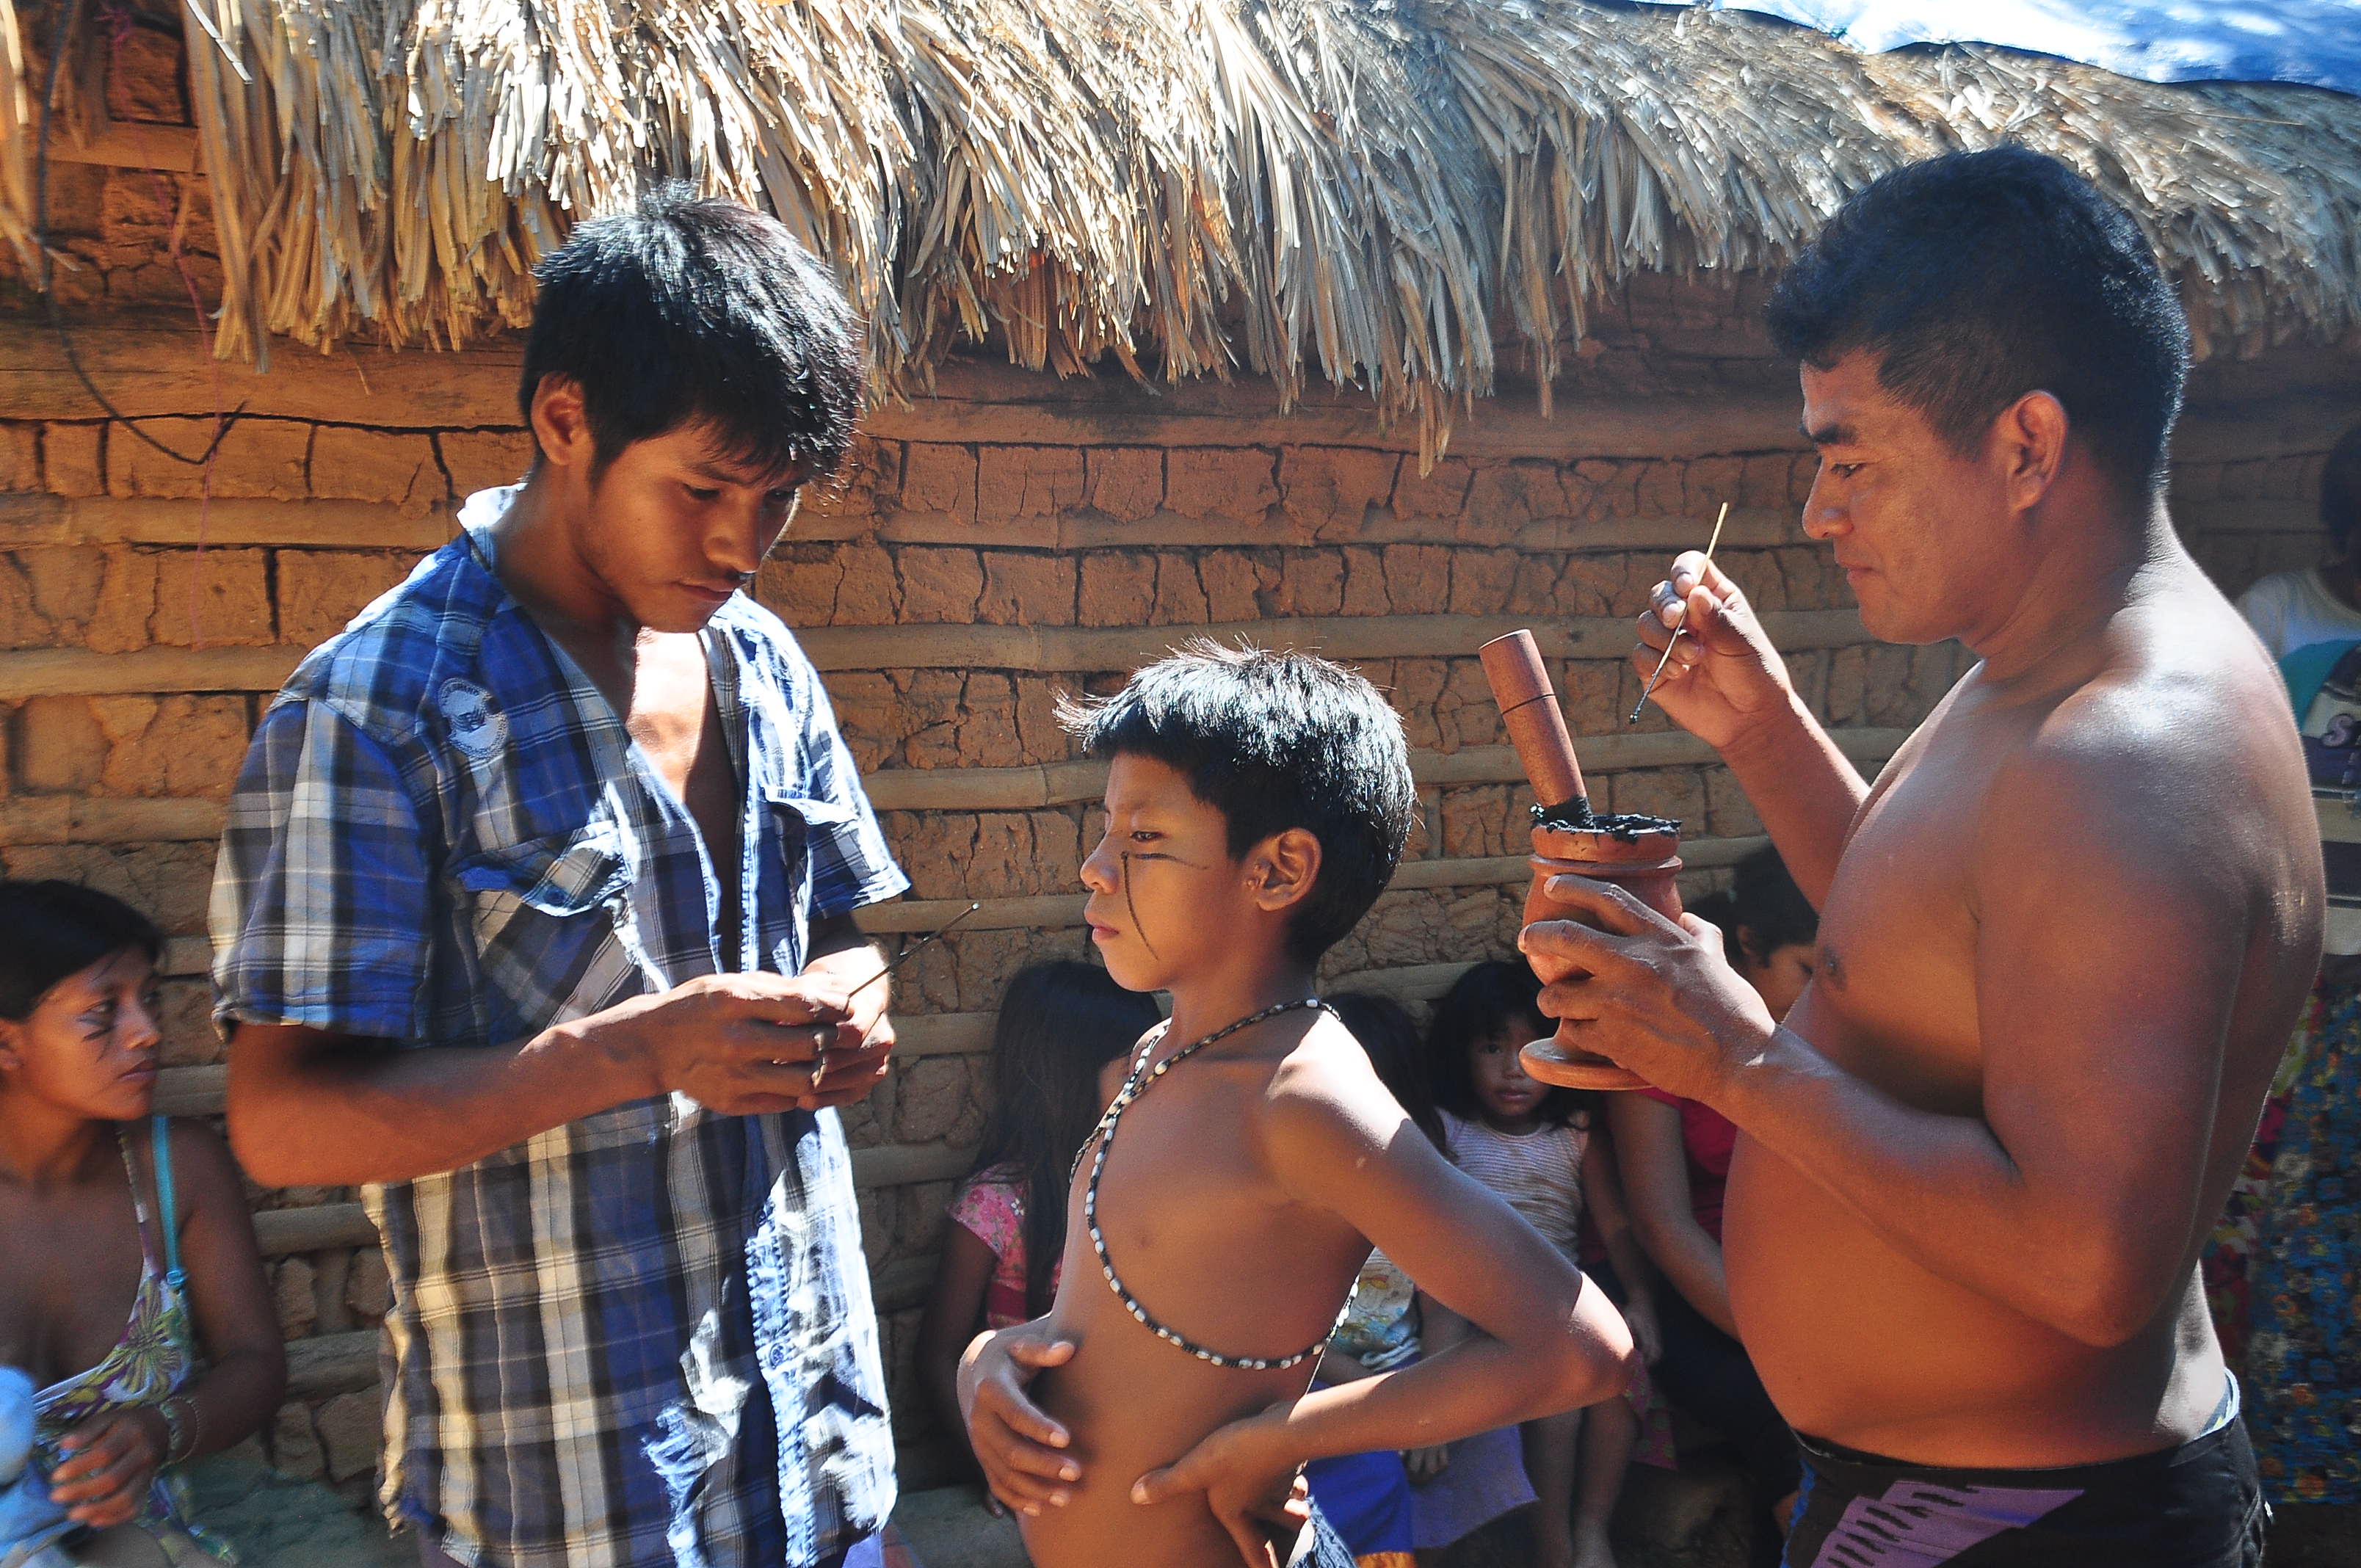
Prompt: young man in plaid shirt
<box><xmin>211</xmin><ymin>186</ymin><xmax>911</xmax><ymax>1568</ymax></box>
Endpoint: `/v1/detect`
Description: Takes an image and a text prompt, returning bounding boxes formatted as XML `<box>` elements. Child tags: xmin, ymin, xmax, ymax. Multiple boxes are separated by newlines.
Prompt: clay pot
<box><xmin>1518</xmin><ymin>821</ymin><xmax>1683</xmax><ymax>1092</ymax></box>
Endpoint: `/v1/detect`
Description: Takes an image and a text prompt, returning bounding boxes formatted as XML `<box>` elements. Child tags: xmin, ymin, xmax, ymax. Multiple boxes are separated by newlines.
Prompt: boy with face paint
<box><xmin>957</xmin><ymin>643</ymin><xmax>1638</xmax><ymax>1568</ymax></box>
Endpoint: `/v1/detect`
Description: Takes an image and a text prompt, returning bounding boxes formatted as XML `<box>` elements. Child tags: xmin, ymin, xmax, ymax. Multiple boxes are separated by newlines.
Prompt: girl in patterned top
<box><xmin>918</xmin><ymin>960</ymin><xmax>1161</xmax><ymax>1506</ymax></box>
<box><xmin>0</xmin><ymin>882</ymin><xmax>283</xmax><ymax>1566</ymax></box>
<box><xmin>1429</xmin><ymin>961</ymin><xmax>1662</xmax><ymax>1568</ymax></box>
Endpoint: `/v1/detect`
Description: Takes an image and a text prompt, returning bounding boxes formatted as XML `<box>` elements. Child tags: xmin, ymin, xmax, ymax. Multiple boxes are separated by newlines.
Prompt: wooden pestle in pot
<box><xmin>1478</xmin><ymin>629</ymin><xmax>1586</xmax><ymax>815</ymax></box>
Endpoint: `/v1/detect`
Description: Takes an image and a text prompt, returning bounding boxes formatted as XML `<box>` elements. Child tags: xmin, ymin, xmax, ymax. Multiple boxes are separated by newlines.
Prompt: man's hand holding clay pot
<box><xmin>1517</xmin><ymin>873</ymin><xmax>1777</xmax><ymax>1103</ymax></box>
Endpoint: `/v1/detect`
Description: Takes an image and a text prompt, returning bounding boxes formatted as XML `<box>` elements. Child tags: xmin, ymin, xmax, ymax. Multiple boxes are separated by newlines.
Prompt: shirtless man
<box><xmin>1522</xmin><ymin>148</ymin><xmax>2318</xmax><ymax>1566</ymax></box>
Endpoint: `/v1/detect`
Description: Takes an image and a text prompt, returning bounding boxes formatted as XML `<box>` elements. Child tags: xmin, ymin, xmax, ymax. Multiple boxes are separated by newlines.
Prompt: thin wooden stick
<box><xmin>846</xmin><ymin>900</ymin><xmax>982</xmax><ymax>1000</ymax></box>
<box><xmin>1629</xmin><ymin>501</ymin><xmax>1729</xmax><ymax>724</ymax></box>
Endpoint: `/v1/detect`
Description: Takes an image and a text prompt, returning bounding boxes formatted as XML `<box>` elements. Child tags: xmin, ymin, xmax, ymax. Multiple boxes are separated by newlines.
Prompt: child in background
<box><xmin>0</xmin><ymin>882</ymin><xmax>284</xmax><ymax>1566</ymax></box>
<box><xmin>1314</xmin><ymin>993</ymin><xmax>1537</xmax><ymax>1565</ymax></box>
<box><xmin>1429</xmin><ymin>960</ymin><xmax>1661</xmax><ymax>1568</ymax></box>
<box><xmin>1607</xmin><ymin>847</ymin><xmax>1810</xmax><ymax>1535</ymax></box>
<box><xmin>957</xmin><ymin>645</ymin><xmax>1636</xmax><ymax>1568</ymax></box>
<box><xmin>919</xmin><ymin>960</ymin><xmax>1162</xmax><ymax>1506</ymax></box>
<box><xmin>1300</xmin><ymin>992</ymin><xmax>1426</xmax><ymax>1568</ymax></box>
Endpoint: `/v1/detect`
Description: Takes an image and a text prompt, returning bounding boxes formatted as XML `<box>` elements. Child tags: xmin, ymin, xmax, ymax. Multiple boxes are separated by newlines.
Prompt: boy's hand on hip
<box><xmin>957</xmin><ymin>1324</ymin><xmax>1081</xmax><ymax>1517</ymax></box>
<box><xmin>1131</xmin><ymin>1405</ymin><xmax>1309</xmax><ymax>1568</ymax></box>
<box><xmin>1520</xmin><ymin>874</ymin><xmax>1776</xmax><ymax>1105</ymax></box>
<box><xmin>1631</xmin><ymin>553</ymin><xmax>1796</xmax><ymax>751</ymax></box>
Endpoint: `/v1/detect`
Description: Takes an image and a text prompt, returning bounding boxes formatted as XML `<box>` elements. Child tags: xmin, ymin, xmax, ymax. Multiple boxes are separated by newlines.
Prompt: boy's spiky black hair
<box><xmin>1766</xmin><ymin>147</ymin><xmax>2189</xmax><ymax>497</ymax></box>
<box><xmin>1060</xmin><ymin>642</ymin><xmax>1415</xmax><ymax>964</ymax></box>
<box><xmin>521</xmin><ymin>181</ymin><xmax>862</xmax><ymax>482</ymax></box>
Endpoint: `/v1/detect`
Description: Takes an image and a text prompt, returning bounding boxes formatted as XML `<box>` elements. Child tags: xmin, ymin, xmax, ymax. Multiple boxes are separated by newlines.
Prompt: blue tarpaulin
<box><xmin>1716</xmin><ymin>1</ymin><xmax>2361</xmax><ymax>97</ymax></box>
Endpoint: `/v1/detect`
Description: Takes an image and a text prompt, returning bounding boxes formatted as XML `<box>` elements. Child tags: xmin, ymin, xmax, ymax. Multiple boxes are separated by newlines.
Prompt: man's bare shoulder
<box><xmin>1987</xmin><ymin>580</ymin><xmax>2307</xmax><ymax>876</ymax></box>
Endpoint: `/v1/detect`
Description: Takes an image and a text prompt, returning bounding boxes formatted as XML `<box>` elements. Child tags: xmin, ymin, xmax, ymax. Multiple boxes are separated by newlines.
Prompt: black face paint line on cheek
<box><xmin>1120</xmin><ymin>852</ymin><xmax>1157</xmax><ymax>957</ymax></box>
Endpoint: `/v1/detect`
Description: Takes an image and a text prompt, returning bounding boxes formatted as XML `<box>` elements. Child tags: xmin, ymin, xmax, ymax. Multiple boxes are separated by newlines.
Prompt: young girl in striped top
<box><xmin>1429</xmin><ymin>961</ymin><xmax>1662</xmax><ymax>1568</ymax></box>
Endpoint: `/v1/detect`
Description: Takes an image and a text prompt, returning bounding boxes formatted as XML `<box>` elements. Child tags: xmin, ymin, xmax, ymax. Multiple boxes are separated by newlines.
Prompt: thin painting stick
<box><xmin>816</xmin><ymin>901</ymin><xmax>985</xmax><ymax>1083</ymax></box>
<box><xmin>1628</xmin><ymin>501</ymin><xmax>1730</xmax><ymax>724</ymax></box>
<box><xmin>846</xmin><ymin>900</ymin><xmax>982</xmax><ymax>1003</ymax></box>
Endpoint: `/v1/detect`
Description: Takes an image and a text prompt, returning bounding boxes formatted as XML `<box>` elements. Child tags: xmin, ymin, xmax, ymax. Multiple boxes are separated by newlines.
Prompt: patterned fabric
<box><xmin>2233</xmin><ymin>980</ymin><xmax>2361</xmax><ymax>1504</ymax></box>
<box><xmin>1785</xmin><ymin>1387</ymin><xmax>2262</xmax><ymax>1568</ymax></box>
<box><xmin>210</xmin><ymin>488</ymin><xmax>910</xmax><ymax>1568</ymax></box>
<box><xmin>32</xmin><ymin>1120</ymin><xmax>228</xmax><ymax>1561</ymax></box>
<box><xmin>947</xmin><ymin>1167</ymin><xmax>1047</xmax><ymax>1331</ymax></box>
<box><xmin>1330</xmin><ymin>1251</ymin><xmax>1419</xmax><ymax>1373</ymax></box>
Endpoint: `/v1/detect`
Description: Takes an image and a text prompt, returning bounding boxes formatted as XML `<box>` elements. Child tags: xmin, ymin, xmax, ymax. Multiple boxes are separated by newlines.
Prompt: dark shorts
<box><xmin>1784</xmin><ymin>1386</ymin><xmax>2266</xmax><ymax>1568</ymax></box>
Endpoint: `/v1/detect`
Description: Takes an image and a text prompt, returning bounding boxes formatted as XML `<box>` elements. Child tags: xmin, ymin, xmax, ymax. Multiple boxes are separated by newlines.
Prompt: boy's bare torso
<box><xmin>1022</xmin><ymin>1019</ymin><xmax>1375</xmax><ymax>1568</ymax></box>
<box><xmin>1724</xmin><ymin>572</ymin><xmax>2317</xmax><ymax>1465</ymax></box>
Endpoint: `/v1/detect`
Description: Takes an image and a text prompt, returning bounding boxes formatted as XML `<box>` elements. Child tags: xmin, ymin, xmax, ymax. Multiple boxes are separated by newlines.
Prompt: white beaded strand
<box><xmin>1068</xmin><ymin>997</ymin><xmax>1346</xmax><ymax>1371</ymax></box>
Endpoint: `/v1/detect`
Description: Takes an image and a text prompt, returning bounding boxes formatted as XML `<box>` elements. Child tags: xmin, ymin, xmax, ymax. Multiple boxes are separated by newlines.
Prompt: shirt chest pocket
<box><xmin>450</xmin><ymin>813</ymin><xmax>637</xmax><ymax>1031</ymax></box>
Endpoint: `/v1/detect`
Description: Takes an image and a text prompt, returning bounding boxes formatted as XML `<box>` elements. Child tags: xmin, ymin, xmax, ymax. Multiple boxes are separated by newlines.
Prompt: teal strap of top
<box><xmin>150</xmin><ymin>1116</ymin><xmax>184</xmax><ymax>1288</ymax></box>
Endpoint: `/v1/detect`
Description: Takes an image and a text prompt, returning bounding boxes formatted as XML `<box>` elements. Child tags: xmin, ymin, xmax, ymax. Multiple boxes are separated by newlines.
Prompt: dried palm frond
<box><xmin>4</xmin><ymin>0</ymin><xmax>2354</xmax><ymax>454</ymax></box>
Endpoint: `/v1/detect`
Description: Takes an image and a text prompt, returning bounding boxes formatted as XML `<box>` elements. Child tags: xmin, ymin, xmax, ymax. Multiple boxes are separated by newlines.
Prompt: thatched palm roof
<box><xmin>6</xmin><ymin>0</ymin><xmax>2360</xmax><ymax>451</ymax></box>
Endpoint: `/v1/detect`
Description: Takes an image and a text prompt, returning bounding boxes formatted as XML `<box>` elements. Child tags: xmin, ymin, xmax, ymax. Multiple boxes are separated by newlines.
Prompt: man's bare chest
<box><xmin>1805</xmin><ymin>729</ymin><xmax>2003</xmax><ymax>1104</ymax></box>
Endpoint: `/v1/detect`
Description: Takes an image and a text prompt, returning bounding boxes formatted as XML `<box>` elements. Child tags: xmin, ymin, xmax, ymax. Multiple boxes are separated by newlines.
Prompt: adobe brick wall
<box><xmin>2</xmin><ymin>12</ymin><xmax>2357</xmax><ymax>1509</ymax></box>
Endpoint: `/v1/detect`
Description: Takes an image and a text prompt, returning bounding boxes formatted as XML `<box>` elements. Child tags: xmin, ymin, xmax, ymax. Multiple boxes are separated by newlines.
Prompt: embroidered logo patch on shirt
<box><xmin>438</xmin><ymin>678</ymin><xmax>509</xmax><ymax>760</ymax></box>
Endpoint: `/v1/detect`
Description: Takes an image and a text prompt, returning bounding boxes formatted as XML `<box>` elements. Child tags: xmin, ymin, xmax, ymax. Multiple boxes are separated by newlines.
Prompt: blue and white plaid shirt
<box><xmin>211</xmin><ymin>487</ymin><xmax>910</xmax><ymax>1568</ymax></box>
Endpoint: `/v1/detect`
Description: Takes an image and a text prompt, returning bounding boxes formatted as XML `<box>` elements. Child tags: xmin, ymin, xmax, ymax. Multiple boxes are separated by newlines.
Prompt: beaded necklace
<box><xmin>1069</xmin><ymin>995</ymin><xmax>1343</xmax><ymax>1370</ymax></box>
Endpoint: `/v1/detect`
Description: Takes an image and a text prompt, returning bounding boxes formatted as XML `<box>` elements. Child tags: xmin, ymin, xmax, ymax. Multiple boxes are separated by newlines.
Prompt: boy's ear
<box><xmin>1246</xmin><ymin>828</ymin><xmax>1323</xmax><ymax>916</ymax></box>
<box><xmin>529</xmin><ymin>374</ymin><xmax>595</xmax><ymax>473</ymax></box>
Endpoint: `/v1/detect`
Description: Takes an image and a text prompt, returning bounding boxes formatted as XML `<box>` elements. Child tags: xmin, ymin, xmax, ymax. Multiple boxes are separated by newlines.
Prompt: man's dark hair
<box><xmin>1059</xmin><ymin>642</ymin><xmax>1415</xmax><ymax>964</ymax></box>
<box><xmin>2324</xmin><ymin>425</ymin><xmax>2361</xmax><ymax>557</ymax></box>
<box><xmin>1766</xmin><ymin>147</ymin><xmax>2190</xmax><ymax>497</ymax></box>
<box><xmin>520</xmin><ymin>182</ymin><xmax>862</xmax><ymax>482</ymax></box>
<box><xmin>0</xmin><ymin>880</ymin><xmax>162</xmax><ymax>1021</ymax></box>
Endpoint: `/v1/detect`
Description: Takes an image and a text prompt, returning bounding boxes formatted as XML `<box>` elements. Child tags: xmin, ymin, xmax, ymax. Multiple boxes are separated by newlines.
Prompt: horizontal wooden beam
<box><xmin>788</xmin><ymin>503</ymin><xmax>1814</xmax><ymax>554</ymax></box>
<box><xmin>0</xmin><ymin>319</ymin><xmax>526</xmax><ymax>429</ymax></box>
<box><xmin>856</xmin><ymin>831</ymin><xmax>1777</xmax><ymax>934</ymax></box>
<box><xmin>0</xmin><ymin>495</ymin><xmax>452</xmax><ymax>551</ymax></box>
<box><xmin>49</xmin><ymin>122</ymin><xmax>203</xmax><ymax>173</ymax></box>
<box><xmin>0</xmin><ymin>610</ymin><xmax>1868</xmax><ymax>697</ymax></box>
<box><xmin>3</xmin><ymin>317</ymin><xmax>2341</xmax><ymax>463</ymax></box>
<box><xmin>154</xmin><ymin>1063</ymin><xmax>225</xmax><ymax>1117</ymax></box>
<box><xmin>851</xmin><ymin>1141</ymin><xmax>977</xmax><ymax>1189</ymax></box>
<box><xmin>895</xmin><ymin>1011</ymin><xmax>993</xmax><ymax>1058</ymax></box>
<box><xmin>0</xmin><ymin>730</ymin><xmax>1901</xmax><ymax>848</ymax></box>
<box><xmin>870</xmin><ymin>1254</ymin><xmax>941</xmax><ymax>1315</ymax></box>
<box><xmin>285</xmin><ymin>1330</ymin><xmax>379</xmax><ymax>1399</ymax></box>
<box><xmin>0</xmin><ymin>796</ymin><xmax>225</xmax><ymax>846</ymax></box>
<box><xmin>1324</xmin><ymin>960</ymin><xmax>1473</xmax><ymax>1003</ymax></box>
<box><xmin>0</xmin><ymin>645</ymin><xmax>301</xmax><ymax>700</ymax></box>
<box><xmin>255</xmin><ymin>1202</ymin><xmax>377</xmax><ymax>1257</ymax></box>
<box><xmin>799</xmin><ymin>609</ymin><xmax>1865</xmax><ymax>674</ymax></box>
<box><xmin>853</xmin><ymin>729</ymin><xmax>1904</xmax><ymax>812</ymax></box>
